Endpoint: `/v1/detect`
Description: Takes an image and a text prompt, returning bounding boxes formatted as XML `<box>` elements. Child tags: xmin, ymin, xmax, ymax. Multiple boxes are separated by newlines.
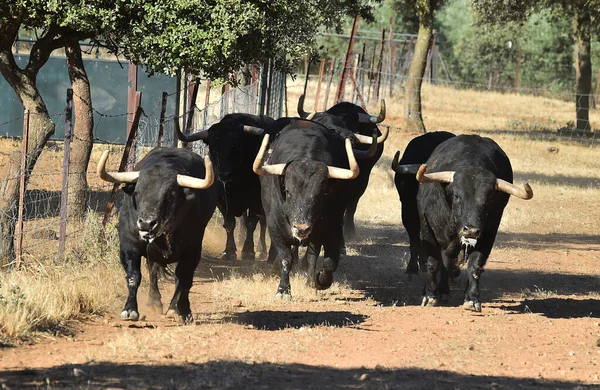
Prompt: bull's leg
<box><xmin>463</xmin><ymin>250</ymin><xmax>488</xmax><ymax>313</ymax></box>
<box><xmin>166</xmin><ymin>257</ymin><xmax>200</xmax><ymax>324</ymax></box>
<box><xmin>275</xmin><ymin>245</ymin><xmax>294</xmax><ymax>299</ymax></box>
<box><xmin>222</xmin><ymin>213</ymin><xmax>237</xmax><ymax>260</ymax></box>
<box><xmin>241</xmin><ymin>211</ymin><xmax>259</xmax><ymax>261</ymax></box>
<box><xmin>343</xmin><ymin>197</ymin><xmax>359</xmax><ymax>239</ymax></box>
<box><xmin>305</xmin><ymin>241</ymin><xmax>321</xmax><ymax>287</ymax></box>
<box><xmin>402</xmin><ymin>199</ymin><xmax>422</xmax><ymax>278</ymax></box>
<box><xmin>236</xmin><ymin>212</ymin><xmax>247</xmax><ymax>244</ymax></box>
<box><xmin>317</xmin><ymin>235</ymin><xmax>342</xmax><ymax>291</ymax></box>
<box><xmin>146</xmin><ymin>259</ymin><xmax>163</xmax><ymax>314</ymax></box>
<box><xmin>257</xmin><ymin>215</ymin><xmax>268</xmax><ymax>260</ymax></box>
<box><xmin>119</xmin><ymin>248</ymin><xmax>142</xmax><ymax>321</ymax></box>
<box><xmin>420</xmin><ymin>237</ymin><xmax>443</xmax><ymax>307</ymax></box>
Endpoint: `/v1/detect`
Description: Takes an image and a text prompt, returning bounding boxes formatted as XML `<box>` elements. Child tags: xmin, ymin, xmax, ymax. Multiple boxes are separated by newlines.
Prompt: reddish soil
<box><xmin>1</xmin><ymin>226</ymin><xmax>600</xmax><ymax>389</ymax></box>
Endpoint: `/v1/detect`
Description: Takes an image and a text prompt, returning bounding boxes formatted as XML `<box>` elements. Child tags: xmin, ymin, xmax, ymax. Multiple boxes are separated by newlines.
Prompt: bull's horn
<box><xmin>327</xmin><ymin>139</ymin><xmax>360</xmax><ymax>180</ymax></box>
<box><xmin>297</xmin><ymin>94</ymin><xmax>311</xmax><ymax>118</ymax></box>
<box><xmin>358</xmin><ymin>99</ymin><xmax>386</xmax><ymax>123</ymax></box>
<box><xmin>496</xmin><ymin>179</ymin><xmax>533</xmax><ymax>200</ymax></box>
<box><xmin>353</xmin><ymin>131</ymin><xmax>378</xmax><ymax>159</ymax></box>
<box><xmin>354</xmin><ymin>125</ymin><xmax>389</xmax><ymax>144</ymax></box>
<box><xmin>306</xmin><ymin>112</ymin><xmax>316</xmax><ymax>120</ymax></box>
<box><xmin>390</xmin><ymin>151</ymin><xmax>421</xmax><ymax>174</ymax></box>
<box><xmin>243</xmin><ymin>125</ymin><xmax>264</xmax><ymax>136</ymax></box>
<box><xmin>174</xmin><ymin>117</ymin><xmax>209</xmax><ymax>142</ymax></box>
<box><xmin>176</xmin><ymin>156</ymin><xmax>214</xmax><ymax>189</ymax></box>
<box><xmin>97</xmin><ymin>150</ymin><xmax>139</xmax><ymax>184</ymax></box>
<box><xmin>253</xmin><ymin>134</ymin><xmax>287</xmax><ymax>176</ymax></box>
<box><xmin>416</xmin><ymin>164</ymin><xmax>455</xmax><ymax>184</ymax></box>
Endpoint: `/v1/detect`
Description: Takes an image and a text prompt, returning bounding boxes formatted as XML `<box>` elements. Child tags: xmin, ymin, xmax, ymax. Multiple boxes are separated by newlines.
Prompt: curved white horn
<box><xmin>416</xmin><ymin>164</ymin><xmax>455</xmax><ymax>184</ymax></box>
<box><xmin>358</xmin><ymin>99</ymin><xmax>386</xmax><ymax>123</ymax></box>
<box><xmin>354</xmin><ymin>125</ymin><xmax>389</xmax><ymax>144</ymax></box>
<box><xmin>176</xmin><ymin>156</ymin><xmax>214</xmax><ymax>189</ymax></box>
<box><xmin>243</xmin><ymin>125</ymin><xmax>264</xmax><ymax>136</ymax></box>
<box><xmin>253</xmin><ymin>134</ymin><xmax>287</xmax><ymax>176</ymax></box>
<box><xmin>327</xmin><ymin>139</ymin><xmax>360</xmax><ymax>180</ymax></box>
<box><xmin>496</xmin><ymin>179</ymin><xmax>533</xmax><ymax>200</ymax></box>
<box><xmin>97</xmin><ymin>150</ymin><xmax>139</xmax><ymax>184</ymax></box>
<box><xmin>353</xmin><ymin>131</ymin><xmax>378</xmax><ymax>159</ymax></box>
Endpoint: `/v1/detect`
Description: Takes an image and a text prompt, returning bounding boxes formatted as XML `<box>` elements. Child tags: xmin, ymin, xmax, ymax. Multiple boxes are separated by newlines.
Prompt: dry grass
<box><xmin>0</xmin><ymin>213</ymin><xmax>122</xmax><ymax>345</ymax></box>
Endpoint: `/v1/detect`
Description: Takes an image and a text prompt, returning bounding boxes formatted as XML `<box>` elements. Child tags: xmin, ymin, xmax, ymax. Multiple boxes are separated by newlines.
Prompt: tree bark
<box><xmin>405</xmin><ymin>5</ymin><xmax>434</xmax><ymax>134</ymax></box>
<box><xmin>65</xmin><ymin>41</ymin><xmax>94</xmax><ymax>221</ymax></box>
<box><xmin>573</xmin><ymin>7</ymin><xmax>592</xmax><ymax>132</ymax></box>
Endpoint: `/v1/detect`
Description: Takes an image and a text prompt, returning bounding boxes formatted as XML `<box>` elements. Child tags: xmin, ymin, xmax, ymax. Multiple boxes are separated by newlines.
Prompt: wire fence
<box><xmin>1</xmin><ymin>65</ymin><xmax>599</xmax><ymax>266</ymax></box>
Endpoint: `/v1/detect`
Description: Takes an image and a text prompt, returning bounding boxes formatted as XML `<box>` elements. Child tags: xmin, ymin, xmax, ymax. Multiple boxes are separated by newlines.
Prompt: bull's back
<box><xmin>426</xmin><ymin>135</ymin><xmax>513</xmax><ymax>182</ymax></box>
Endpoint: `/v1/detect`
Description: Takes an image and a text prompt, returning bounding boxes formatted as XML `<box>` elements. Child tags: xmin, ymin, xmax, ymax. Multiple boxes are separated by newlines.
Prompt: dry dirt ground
<box><xmin>1</xmin><ymin>222</ymin><xmax>600</xmax><ymax>389</ymax></box>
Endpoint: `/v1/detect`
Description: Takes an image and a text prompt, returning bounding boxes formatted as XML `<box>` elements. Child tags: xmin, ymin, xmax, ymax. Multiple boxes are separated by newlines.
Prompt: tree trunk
<box><xmin>0</xmin><ymin>74</ymin><xmax>55</xmax><ymax>265</ymax></box>
<box><xmin>405</xmin><ymin>13</ymin><xmax>433</xmax><ymax>133</ymax></box>
<box><xmin>0</xmin><ymin>26</ymin><xmax>56</xmax><ymax>264</ymax></box>
<box><xmin>573</xmin><ymin>6</ymin><xmax>592</xmax><ymax>132</ymax></box>
<box><xmin>65</xmin><ymin>41</ymin><xmax>94</xmax><ymax>221</ymax></box>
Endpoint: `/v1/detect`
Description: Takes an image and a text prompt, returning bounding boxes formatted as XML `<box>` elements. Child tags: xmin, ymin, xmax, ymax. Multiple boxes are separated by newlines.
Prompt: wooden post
<box><xmin>186</xmin><ymin>81</ymin><xmax>200</xmax><ymax>135</ymax></box>
<box><xmin>359</xmin><ymin>43</ymin><xmax>366</xmax><ymax>101</ymax></box>
<box><xmin>127</xmin><ymin>63</ymin><xmax>138</xmax><ymax>137</ymax></box>
<box><xmin>390</xmin><ymin>41</ymin><xmax>397</xmax><ymax>97</ymax></box>
<box><xmin>349</xmin><ymin>72</ymin><xmax>367</xmax><ymax>109</ymax></box>
<box><xmin>58</xmin><ymin>89</ymin><xmax>73</xmax><ymax>260</ymax></box>
<box><xmin>302</xmin><ymin>56</ymin><xmax>311</xmax><ymax>105</ymax></box>
<box><xmin>102</xmin><ymin>103</ymin><xmax>143</xmax><ymax>231</ymax></box>
<box><xmin>388</xmin><ymin>17</ymin><xmax>395</xmax><ymax>97</ymax></box>
<box><xmin>314</xmin><ymin>59</ymin><xmax>326</xmax><ymax>111</ymax></box>
<box><xmin>323</xmin><ymin>57</ymin><xmax>336</xmax><ymax>109</ymax></box>
<box><xmin>126</xmin><ymin>91</ymin><xmax>141</xmax><ymax>171</ymax></box>
<box><xmin>374</xmin><ymin>29</ymin><xmax>386</xmax><ymax>101</ymax></box>
<box><xmin>351</xmin><ymin>54</ymin><xmax>359</xmax><ymax>104</ymax></box>
<box><xmin>157</xmin><ymin>92</ymin><xmax>168</xmax><ymax>147</ymax></box>
<box><xmin>15</xmin><ymin>110</ymin><xmax>29</xmax><ymax>269</ymax></box>
<box><xmin>514</xmin><ymin>47</ymin><xmax>522</xmax><ymax>93</ymax></box>
<box><xmin>335</xmin><ymin>14</ymin><xmax>360</xmax><ymax>104</ymax></box>
<box><xmin>367</xmin><ymin>44</ymin><xmax>377</xmax><ymax>103</ymax></box>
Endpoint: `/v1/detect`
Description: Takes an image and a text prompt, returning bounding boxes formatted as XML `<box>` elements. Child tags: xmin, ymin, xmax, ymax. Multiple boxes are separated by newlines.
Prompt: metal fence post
<box><xmin>157</xmin><ymin>92</ymin><xmax>168</xmax><ymax>147</ymax></box>
<box><xmin>336</xmin><ymin>14</ymin><xmax>360</xmax><ymax>104</ymax></box>
<box><xmin>15</xmin><ymin>109</ymin><xmax>29</xmax><ymax>269</ymax></box>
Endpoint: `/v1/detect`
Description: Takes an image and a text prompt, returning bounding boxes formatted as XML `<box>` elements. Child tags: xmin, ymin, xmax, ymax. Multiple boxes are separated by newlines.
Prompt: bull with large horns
<box><xmin>297</xmin><ymin>95</ymin><xmax>388</xmax><ymax>240</ymax></box>
<box><xmin>255</xmin><ymin>119</ymin><xmax>376</xmax><ymax>298</ymax></box>
<box><xmin>392</xmin><ymin>135</ymin><xmax>533</xmax><ymax>312</ymax></box>
<box><xmin>175</xmin><ymin>113</ymin><xmax>275</xmax><ymax>261</ymax></box>
<box><xmin>98</xmin><ymin>147</ymin><xmax>218</xmax><ymax>323</ymax></box>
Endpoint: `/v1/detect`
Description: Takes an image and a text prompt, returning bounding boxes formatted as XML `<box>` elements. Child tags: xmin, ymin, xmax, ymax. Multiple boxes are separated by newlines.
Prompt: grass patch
<box><xmin>0</xmin><ymin>213</ymin><xmax>122</xmax><ymax>345</ymax></box>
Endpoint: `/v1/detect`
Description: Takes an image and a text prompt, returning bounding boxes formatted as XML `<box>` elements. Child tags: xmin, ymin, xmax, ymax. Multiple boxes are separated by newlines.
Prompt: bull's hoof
<box><xmin>240</xmin><ymin>251</ymin><xmax>256</xmax><ymax>261</ymax></box>
<box><xmin>177</xmin><ymin>313</ymin><xmax>194</xmax><ymax>325</ymax></box>
<box><xmin>315</xmin><ymin>270</ymin><xmax>333</xmax><ymax>290</ymax></box>
<box><xmin>165</xmin><ymin>309</ymin><xmax>178</xmax><ymax>319</ymax></box>
<box><xmin>463</xmin><ymin>300</ymin><xmax>482</xmax><ymax>312</ymax></box>
<box><xmin>120</xmin><ymin>309</ymin><xmax>139</xmax><ymax>321</ymax></box>
<box><xmin>404</xmin><ymin>270</ymin><xmax>419</xmax><ymax>281</ymax></box>
<box><xmin>221</xmin><ymin>251</ymin><xmax>237</xmax><ymax>261</ymax></box>
<box><xmin>421</xmin><ymin>296</ymin><xmax>438</xmax><ymax>307</ymax></box>
<box><xmin>340</xmin><ymin>246</ymin><xmax>347</xmax><ymax>255</ymax></box>
<box><xmin>275</xmin><ymin>291</ymin><xmax>292</xmax><ymax>301</ymax></box>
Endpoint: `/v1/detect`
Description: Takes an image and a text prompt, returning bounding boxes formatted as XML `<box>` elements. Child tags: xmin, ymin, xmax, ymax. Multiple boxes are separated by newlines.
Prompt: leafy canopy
<box><xmin>1</xmin><ymin>0</ymin><xmax>374</xmax><ymax>78</ymax></box>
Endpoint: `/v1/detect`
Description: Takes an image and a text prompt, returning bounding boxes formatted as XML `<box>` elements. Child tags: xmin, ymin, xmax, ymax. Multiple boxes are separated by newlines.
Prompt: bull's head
<box><xmin>253</xmin><ymin>134</ymin><xmax>359</xmax><ymax>242</ymax></box>
<box><xmin>97</xmin><ymin>150</ymin><xmax>214</xmax><ymax>242</ymax></box>
<box><xmin>415</xmin><ymin>164</ymin><xmax>533</xmax><ymax>246</ymax></box>
<box><xmin>175</xmin><ymin>118</ymin><xmax>264</xmax><ymax>183</ymax></box>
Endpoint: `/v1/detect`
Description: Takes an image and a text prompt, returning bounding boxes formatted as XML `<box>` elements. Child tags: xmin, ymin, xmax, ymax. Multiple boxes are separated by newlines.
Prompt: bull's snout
<box><xmin>137</xmin><ymin>216</ymin><xmax>158</xmax><ymax>232</ymax></box>
<box><xmin>461</xmin><ymin>226</ymin><xmax>481</xmax><ymax>239</ymax></box>
<box><xmin>292</xmin><ymin>223</ymin><xmax>312</xmax><ymax>240</ymax></box>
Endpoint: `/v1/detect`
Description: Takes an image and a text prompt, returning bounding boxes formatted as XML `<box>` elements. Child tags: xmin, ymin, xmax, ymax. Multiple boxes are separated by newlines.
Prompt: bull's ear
<box><xmin>122</xmin><ymin>183</ymin><xmax>135</xmax><ymax>195</ymax></box>
<box><xmin>183</xmin><ymin>188</ymin><xmax>196</xmax><ymax>201</ymax></box>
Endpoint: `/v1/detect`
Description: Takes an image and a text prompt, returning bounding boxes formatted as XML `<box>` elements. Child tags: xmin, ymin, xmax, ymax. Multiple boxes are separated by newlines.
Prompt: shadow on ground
<box><xmin>222</xmin><ymin>310</ymin><xmax>368</xmax><ymax>330</ymax></box>
<box><xmin>0</xmin><ymin>361</ymin><xmax>595</xmax><ymax>389</ymax></box>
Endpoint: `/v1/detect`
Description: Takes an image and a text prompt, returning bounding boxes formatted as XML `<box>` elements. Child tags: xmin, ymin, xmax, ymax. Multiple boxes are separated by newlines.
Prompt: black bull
<box><xmin>175</xmin><ymin>113</ymin><xmax>275</xmax><ymax>261</ymax></box>
<box><xmin>391</xmin><ymin>131</ymin><xmax>456</xmax><ymax>277</ymax></box>
<box><xmin>97</xmin><ymin>147</ymin><xmax>218</xmax><ymax>323</ymax></box>
<box><xmin>298</xmin><ymin>96</ymin><xmax>388</xmax><ymax>239</ymax></box>
<box><xmin>254</xmin><ymin>121</ymin><xmax>374</xmax><ymax>297</ymax></box>
<box><xmin>393</xmin><ymin>135</ymin><xmax>533</xmax><ymax>312</ymax></box>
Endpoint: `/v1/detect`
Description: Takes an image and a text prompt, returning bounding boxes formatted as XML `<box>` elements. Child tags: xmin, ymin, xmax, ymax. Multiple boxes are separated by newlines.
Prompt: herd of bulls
<box><xmin>97</xmin><ymin>96</ymin><xmax>533</xmax><ymax>324</ymax></box>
